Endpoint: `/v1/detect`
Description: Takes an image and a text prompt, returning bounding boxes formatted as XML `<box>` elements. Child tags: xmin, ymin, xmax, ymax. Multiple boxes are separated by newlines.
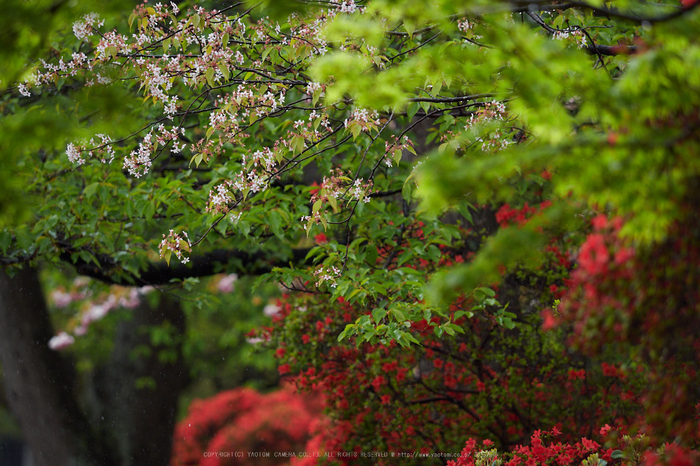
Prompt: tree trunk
<box><xmin>0</xmin><ymin>266</ymin><xmax>189</xmax><ymax>466</ymax></box>
<box><xmin>0</xmin><ymin>266</ymin><xmax>87</xmax><ymax>466</ymax></box>
<box><xmin>87</xmin><ymin>293</ymin><xmax>188</xmax><ymax>466</ymax></box>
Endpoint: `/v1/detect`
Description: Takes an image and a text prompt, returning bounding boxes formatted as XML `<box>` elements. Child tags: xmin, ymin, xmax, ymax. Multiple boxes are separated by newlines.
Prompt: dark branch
<box><xmin>408</xmin><ymin>93</ymin><xmax>497</xmax><ymax>103</ymax></box>
<box><xmin>564</xmin><ymin>1</ymin><xmax>697</xmax><ymax>24</ymax></box>
<box><xmin>513</xmin><ymin>1</ymin><xmax>697</xmax><ymax>24</ymax></box>
<box><xmin>584</xmin><ymin>44</ymin><xmax>637</xmax><ymax>56</ymax></box>
<box><xmin>60</xmin><ymin>247</ymin><xmax>312</xmax><ymax>286</ymax></box>
<box><xmin>524</xmin><ymin>10</ymin><xmax>638</xmax><ymax>57</ymax></box>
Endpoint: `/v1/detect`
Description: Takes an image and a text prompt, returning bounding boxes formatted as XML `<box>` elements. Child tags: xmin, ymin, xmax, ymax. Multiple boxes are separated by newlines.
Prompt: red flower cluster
<box><xmin>495</xmin><ymin>200</ymin><xmax>552</xmax><ymax>227</ymax></box>
<box><xmin>559</xmin><ymin>215</ymin><xmax>637</xmax><ymax>347</ymax></box>
<box><xmin>449</xmin><ymin>429</ymin><xmax>606</xmax><ymax>466</ymax></box>
<box><xmin>643</xmin><ymin>443</ymin><xmax>699</xmax><ymax>466</ymax></box>
<box><xmin>171</xmin><ymin>385</ymin><xmax>324</xmax><ymax>466</ymax></box>
<box><xmin>449</xmin><ymin>428</ymin><xmax>700</xmax><ymax>466</ymax></box>
<box><xmin>259</xmin><ymin>289</ymin><xmax>647</xmax><ymax>463</ymax></box>
<box><xmin>559</xmin><ymin>211</ymin><xmax>700</xmax><ymax>442</ymax></box>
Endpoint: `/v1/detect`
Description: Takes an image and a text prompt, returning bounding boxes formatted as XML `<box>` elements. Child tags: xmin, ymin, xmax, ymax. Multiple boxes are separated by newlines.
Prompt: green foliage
<box><xmin>179</xmin><ymin>275</ymin><xmax>280</xmax><ymax>391</ymax></box>
<box><xmin>0</xmin><ymin>0</ymin><xmax>135</xmax><ymax>226</ymax></box>
<box><xmin>2</xmin><ymin>0</ymin><xmax>699</xmax><ymax>369</ymax></box>
<box><xmin>1</xmin><ymin>0</ymin><xmax>698</xmax><ymax>460</ymax></box>
<box><xmin>314</xmin><ymin>0</ymin><xmax>700</xmax><ymax>297</ymax></box>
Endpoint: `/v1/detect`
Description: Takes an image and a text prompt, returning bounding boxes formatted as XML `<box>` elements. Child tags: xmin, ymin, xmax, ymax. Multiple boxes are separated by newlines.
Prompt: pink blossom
<box><xmin>217</xmin><ymin>273</ymin><xmax>238</xmax><ymax>293</ymax></box>
<box><xmin>50</xmin><ymin>290</ymin><xmax>73</xmax><ymax>307</ymax></box>
<box><xmin>264</xmin><ymin>304</ymin><xmax>281</xmax><ymax>316</ymax></box>
<box><xmin>49</xmin><ymin>332</ymin><xmax>75</xmax><ymax>351</ymax></box>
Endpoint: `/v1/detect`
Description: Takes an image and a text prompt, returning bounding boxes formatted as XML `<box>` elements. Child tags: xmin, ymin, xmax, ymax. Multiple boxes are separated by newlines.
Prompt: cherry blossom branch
<box><xmin>352</xmin><ymin>111</ymin><xmax>394</xmax><ymax>181</ymax></box>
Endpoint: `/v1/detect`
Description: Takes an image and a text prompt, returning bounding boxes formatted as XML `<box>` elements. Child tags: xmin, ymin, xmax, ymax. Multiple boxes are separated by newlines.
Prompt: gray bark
<box><xmin>0</xmin><ymin>266</ymin><xmax>84</xmax><ymax>466</ymax></box>
<box><xmin>0</xmin><ymin>266</ymin><xmax>188</xmax><ymax>466</ymax></box>
<box><xmin>88</xmin><ymin>293</ymin><xmax>188</xmax><ymax>466</ymax></box>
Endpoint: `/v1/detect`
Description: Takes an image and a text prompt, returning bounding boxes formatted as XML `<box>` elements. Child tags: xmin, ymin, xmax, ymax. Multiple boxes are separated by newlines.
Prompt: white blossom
<box><xmin>73</xmin><ymin>13</ymin><xmax>104</xmax><ymax>40</ymax></box>
<box><xmin>49</xmin><ymin>332</ymin><xmax>75</xmax><ymax>351</ymax></box>
<box><xmin>66</xmin><ymin>143</ymin><xmax>85</xmax><ymax>165</ymax></box>
<box><xmin>18</xmin><ymin>83</ymin><xmax>30</xmax><ymax>97</ymax></box>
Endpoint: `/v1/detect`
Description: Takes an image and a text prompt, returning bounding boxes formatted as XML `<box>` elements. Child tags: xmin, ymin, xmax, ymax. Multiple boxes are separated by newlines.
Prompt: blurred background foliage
<box><xmin>0</xmin><ymin>269</ymin><xmax>280</xmax><ymax>438</ymax></box>
<box><xmin>39</xmin><ymin>266</ymin><xmax>281</xmax><ymax>417</ymax></box>
<box><xmin>0</xmin><ymin>0</ymin><xmax>138</xmax><ymax>226</ymax></box>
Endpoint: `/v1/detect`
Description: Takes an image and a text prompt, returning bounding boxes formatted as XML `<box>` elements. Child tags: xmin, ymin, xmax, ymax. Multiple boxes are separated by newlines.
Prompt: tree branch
<box><xmin>564</xmin><ymin>0</ymin><xmax>697</xmax><ymax>24</ymax></box>
<box><xmin>60</xmin><ymin>246</ymin><xmax>312</xmax><ymax>286</ymax></box>
<box><xmin>584</xmin><ymin>43</ymin><xmax>637</xmax><ymax>56</ymax></box>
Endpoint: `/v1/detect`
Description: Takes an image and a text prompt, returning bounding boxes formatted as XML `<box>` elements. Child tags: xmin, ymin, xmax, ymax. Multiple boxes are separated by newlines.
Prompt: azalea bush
<box><xmin>447</xmin><ymin>428</ymin><xmax>700</xmax><ymax>466</ymax></box>
<box><xmin>2</xmin><ymin>0</ymin><xmax>700</xmax><ymax>464</ymax></box>
<box><xmin>258</xmin><ymin>214</ymin><xmax>652</xmax><ymax>462</ymax></box>
<box><xmin>171</xmin><ymin>384</ymin><xmax>324</xmax><ymax>466</ymax></box>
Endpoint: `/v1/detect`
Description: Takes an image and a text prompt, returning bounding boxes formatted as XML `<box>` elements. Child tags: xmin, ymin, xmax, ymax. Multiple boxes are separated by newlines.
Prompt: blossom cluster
<box><xmin>475</xmin><ymin>131</ymin><xmax>513</xmax><ymax>152</ymax></box>
<box><xmin>17</xmin><ymin>83</ymin><xmax>31</xmax><ymax>97</ymax></box>
<box><xmin>48</xmin><ymin>278</ymin><xmax>154</xmax><ymax>350</ymax></box>
<box><xmin>552</xmin><ymin>29</ymin><xmax>588</xmax><ymax>49</ymax></box>
<box><xmin>206</xmin><ymin>180</ymin><xmax>236</xmax><ymax>214</ymax></box>
<box><xmin>464</xmin><ymin>100</ymin><xmax>507</xmax><ymax>129</ymax></box>
<box><xmin>301</xmin><ymin>169</ymin><xmax>373</xmax><ymax>233</ymax></box>
<box><xmin>159</xmin><ymin>229</ymin><xmax>191</xmax><ymax>264</ymax></box>
<box><xmin>311</xmin><ymin>168</ymin><xmax>373</xmax><ymax>205</ymax></box>
<box><xmin>344</xmin><ymin>107</ymin><xmax>380</xmax><ymax>134</ymax></box>
<box><xmin>65</xmin><ymin>123</ymin><xmax>184</xmax><ymax>173</ymax></box>
<box><xmin>306</xmin><ymin>81</ymin><xmax>324</xmax><ymax>98</ymax></box>
<box><xmin>313</xmin><ymin>265</ymin><xmax>341</xmax><ymax>288</ymax></box>
<box><xmin>204</xmin><ymin>148</ymin><xmax>285</xmax><ymax>214</ymax></box>
<box><xmin>73</xmin><ymin>289</ymin><xmax>144</xmax><ymax>336</ymax></box>
<box><xmin>216</xmin><ymin>273</ymin><xmax>238</xmax><ymax>293</ymax></box>
<box><xmin>383</xmin><ymin>135</ymin><xmax>415</xmax><ymax>167</ymax></box>
<box><xmin>123</xmin><ymin>132</ymin><xmax>154</xmax><ymax>177</ymax></box>
<box><xmin>27</xmin><ymin>52</ymin><xmax>91</xmax><ymax>92</ymax></box>
<box><xmin>197</xmin><ymin>86</ymin><xmax>287</xmax><ymax>170</ymax></box>
<box><xmin>66</xmin><ymin>133</ymin><xmax>116</xmax><ymax>165</ymax></box>
<box><xmin>281</xmin><ymin>12</ymin><xmax>330</xmax><ymax>56</ymax></box>
<box><xmin>72</xmin><ymin>12</ymin><xmax>105</xmax><ymax>41</ymax></box>
<box><xmin>48</xmin><ymin>332</ymin><xmax>75</xmax><ymax>351</ymax></box>
<box><xmin>457</xmin><ymin>19</ymin><xmax>473</xmax><ymax>34</ymax></box>
<box><xmin>456</xmin><ymin>100</ymin><xmax>513</xmax><ymax>152</ymax></box>
<box><xmin>138</xmin><ymin>59</ymin><xmax>180</xmax><ymax>116</ymax></box>
<box><xmin>330</xmin><ymin>0</ymin><xmax>361</xmax><ymax>14</ymax></box>
<box><xmin>243</xmin><ymin>147</ymin><xmax>276</xmax><ymax>171</ymax></box>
